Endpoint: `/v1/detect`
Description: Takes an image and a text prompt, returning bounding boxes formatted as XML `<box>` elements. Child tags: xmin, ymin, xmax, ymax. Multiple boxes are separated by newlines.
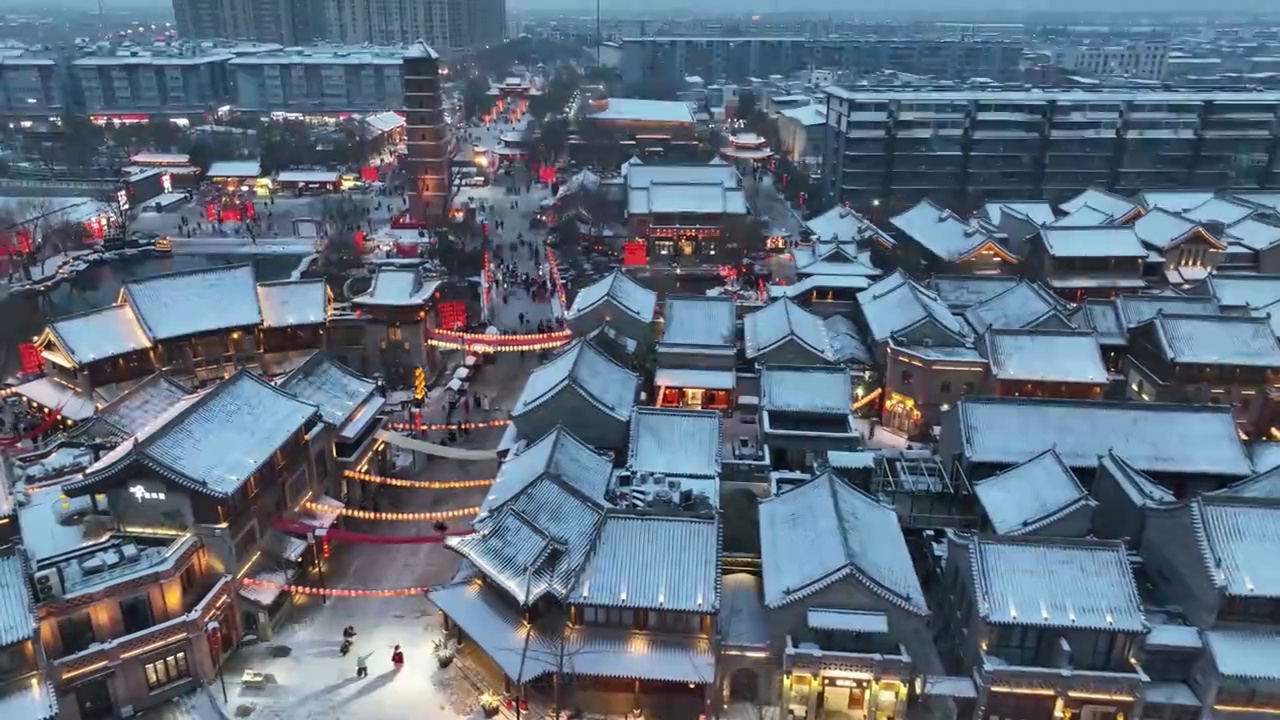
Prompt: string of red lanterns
<box><xmin>241</xmin><ymin>578</ymin><xmax>433</xmax><ymax>598</ymax></box>
<box><xmin>342</xmin><ymin>469</ymin><xmax>493</xmax><ymax>489</ymax></box>
<box><xmin>427</xmin><ymin>338</ymin><xmax>569</xmax><ymax>353</ymax></box>
<box><xmin>431</xmin><ymin>328</ymin><xmax>571</xmax><ymax>341</ymax></box>
<box><xmin>383</xmin><ymin>418</ymin><xmax>510</xmax><ymax>432</ymax></box>
<box><xmin>303</xmin><ymin>500</ymin><xmax>478</xmax><ymax>522</ymax></box>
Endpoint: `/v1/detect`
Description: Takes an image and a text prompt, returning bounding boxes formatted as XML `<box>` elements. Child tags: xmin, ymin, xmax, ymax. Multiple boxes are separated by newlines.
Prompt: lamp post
<box><xmin>206</xmin><ymin>620</ymin><xmax>228</xmax><ymax>704</ymax></box>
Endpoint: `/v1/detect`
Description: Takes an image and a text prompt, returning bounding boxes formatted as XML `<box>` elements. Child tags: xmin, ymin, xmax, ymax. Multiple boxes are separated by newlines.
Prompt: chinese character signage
<box><xmin>18</xmin><ymin>343</ymin><xmax>43</xmax><ymax>375</ymax></box>
<box><xmin>623</xmin><ymin>241</ymin><xmax>648</xmax><ymax>266</ymax></box>
<box><xmin>438</xmin><ymin>301</ymin><xmax>467</xmax><ymax>330</ymax></box>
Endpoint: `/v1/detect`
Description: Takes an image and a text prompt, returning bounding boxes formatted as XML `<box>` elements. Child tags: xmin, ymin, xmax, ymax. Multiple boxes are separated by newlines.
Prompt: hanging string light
<box><xmin>427</xmin><ymin>338</ymin><xmax>569</xmax><ymax>353</ymax></box>
<box><xmin>241</xmin><ymin>578</ymin><xmax>433</xmax><ymax>597</ymax></box>
<box><xmin>430</xmin><ymin>328</ymin><xmax>571</xmax><ymax>341</ymax></box>
<box><xmin>342</xmin><ymin>470</ymin><xmax>493</xmax><ymax>489</ymax></box>
<box><xmin>302</xmin><ymin>500</ymin><xmax>477</xmax><ymax>522</ymax></box>
<box><xmin>384</xmin><ymin>418</ymin><xmax>509</xmax><ymax>432</ymax></box>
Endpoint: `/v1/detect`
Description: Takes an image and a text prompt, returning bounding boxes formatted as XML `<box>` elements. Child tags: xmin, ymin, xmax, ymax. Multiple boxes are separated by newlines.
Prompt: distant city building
<box><xmin>229</xmin><ymin>45</ymin><xmax>405</xmax><ymax>113</ymax></box>
<box><xmin>822</xmin><ymin>88</ymin><xmax>1280</xmax><ymax>211</ymax></box>
<box><xmin>0</xmin><ymin>45</ymin><xmax>61</xmax><ymax>121</ymax></box>
<box><xmin>621</xmin><ymin>37</ymin><xmax>1023</xmax><ymax>86</ymax></box>
<box><xmin>171</xmin><ymin>0</ymin><xmax>314</xmax><ymax>46</ymax></box>
<box><xmin>1058</xmin><ymin>40</ymin><xmax>1170</xmax><ymax>81</ymax></box>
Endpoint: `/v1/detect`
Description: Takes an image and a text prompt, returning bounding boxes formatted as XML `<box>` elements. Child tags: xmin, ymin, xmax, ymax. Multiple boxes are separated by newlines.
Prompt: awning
<box><xmin>262</xmin><ymin>530</ymin><xmax>308</xmax><ymax>562</ymax></box>
<box><xmin>464</xmin><ymin>355</ymin><xmax>480</xmax><ymax>367</ymax></box>
<box><xmin>563</xmin><ymin>627</ymin><xmax>715</xmax><ymax>684</ymax></box>
<box><xmin>300</xmin><ymin>495</ymin><xmax>343</xmax><ymax>530</ymax></box>
<box><xmin>654</xmin><ymin>368</ymin><xmax>736</xmax><ymax>391</ymax></box>
<box><xmin>447</xmin><ymin>378</ymin><xmax>467</xmax><ymax>391</ymax></box>
<box><xmin>238</xmin><ymin>567</ymin><xmax>298</xmax><ymax>607</ymax></box>
<box><xmin>429</xmin><ymin>582</ymin><xmax>558</xmax><ymax>683</ymax></box>
<box><xmin>920</xmin><ymin>676</ymin><xmax>976</xmax><ymax>699</ymax></box>
<box><xmin>13</xmin><ymin>378</ymin><xmax>97</xmax><ymax>421</ymax></box>
<box><xmin>453</xmin><ymin>367</ymin><xmax>471</xmax><ymax>380</ymax></box>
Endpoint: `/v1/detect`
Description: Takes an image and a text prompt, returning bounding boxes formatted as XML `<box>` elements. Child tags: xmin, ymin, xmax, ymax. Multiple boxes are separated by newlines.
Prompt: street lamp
<box><xmin>205</xmin><ymin>620</ymin><xmax>228</xmax><ymax>704</ymax></box>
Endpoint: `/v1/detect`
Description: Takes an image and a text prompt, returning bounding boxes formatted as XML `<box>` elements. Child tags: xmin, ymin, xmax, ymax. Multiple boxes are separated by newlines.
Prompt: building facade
<box><xmin>228</xmin><ymin>46</ymin><xmax>404</xmax><ymax>113</ymax></box>
<box><xmin>1058</xmin><ymin>40</ymin><xmax>1171</xmax><ymax>81</ymax></box>
<box><xmin>822</xmin><ymin>88</ymin><xmax>1280</xmax><ymax>212</ymax></box>
<box><xmin>0</xmin><ymin>46</ymin><xmax>61</xmax><ymax>121</ymax></box>
<box><xmin>403</xmin><ymin>41</ymin><xmax>451</xmax><ymax>225</ymax></box>
<box><xmin>171</xmin><ymin>0</ymin><xmax>312</xmax><ymax>46</ymax></box>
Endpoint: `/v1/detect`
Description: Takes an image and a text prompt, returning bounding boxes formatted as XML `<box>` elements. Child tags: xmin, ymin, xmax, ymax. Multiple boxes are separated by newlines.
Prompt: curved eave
<box><xmin>956</xmin><ymin>240</ymin><xmax>1020</xmax><ymax>264</ymax></box>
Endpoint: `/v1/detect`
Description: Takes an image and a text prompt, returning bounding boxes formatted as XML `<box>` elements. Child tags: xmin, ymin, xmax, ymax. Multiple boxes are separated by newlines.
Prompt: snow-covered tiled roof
<box><xmin>1078</xmin><ymin>299</ymin><xmax>1126</xmax><ymax>345</ymax></box>
<box><xmin>1249</xmin><ymin>442</ymin><xmax>1280</xmax><ymax>474</ymax></box>
<box><xmin>805</xmin><ymin>206</ymin><xmax>890</xmax><ymax>245</ymax></box>
<box><xmin>1039</xmin><ymin>226</ymin><xmax>1149</xmax><ymax>258</ymax></box>
<box><xmin>563</xmin><ymin>626</ymin><xmax>715</xmax><ymax>684</ymax></box>
<box><xmin>632</xmin><ymin>183</ymin><xmax>748</xmax><ymax>215</ymax></box>
<box><xmin>428</xmin><ymin>581</ymin><xmax>558</xmax><ymax>683</ymax></box>
<box><xmin>569</xmin><ymin>513</ymin><xmax>720</xmax><ymax>612</ymax></box>
<box><xmin>448</xmin><ymin>474</ymin><xmax>608</xmax><ymax>606</ymax></box>
<box><xmin>968</xmin><ymin>535</ymin><xmax>1146</xmax><ymax>632</ymax></box>
<box><xmin>351</xmin><ymin>268</ymin><xmax>441</xmax><ymax>307</ymax></box>
<box><xmin>257</xmin><ymin>279</ymin><xmax>328</xmax><ymax>327</ymax></box>
<box><xmin>566</xmin><ymin>270</ymin><xmax>657</xmax><ymax>324</ymax></box>
<box><xmin>760</xmin><ymin>472</ymin><xmax>928</xmax><ymax>613</ymax></box>
<box><xmin>482</xmin><ymin>426</ymin><xmax>611</xmax><ymax>512</ymax></box>
<box><xmin>1059</xmin><ymin>187</ymin><xmax>1139</xmax><ymax>221</ymax></box>
<box><xmin>1224</xmin><ymin>217</ymin><xmax>1280</xmax><ymax>252</ymax></box>
<box><xmin>122</xmin><ymin>264</ymin><xmax>262</xmax><ymax>341</ymax></box>
<box><xmin>1050</xmin><ymin>204</ymin><xmax>1116</xmax><ymax>228</ymax></box>
<box><xmin>1133</xmin><ymin>208</ymin><xmax>1211</xmax><ymax>251</ymax></box>
<box><xmin>953</xmin><ymin>397</ymin><xmax>1252</xmax><ymax>477</ymax></box>
<box><xmin>1184</xmin><ymin>197</ymin><xmax>1257</xmax><ymax>226</ymax></box>
<box><xmin>0</xmin><ymin>550</ymin><xmax>35</xmax><ymax>645</ymax></box>
<box><xmin>12</xmin><ymin>378</ymin><xmax>96</xmax><ymax>421</ymax></box>
<box><xmin>1190</xmin><ymin>497</ymin><xmax>1280</xmax><ymax>599</ymax></box>
<box><xmin>88</xmin><ymin>373</ymin><xmax>190</xmax><ymax>440</ymax></box>
<box><xmin>928</xmin><ymin>275</ymin><xmax>1022</xmax><ymax>310</ymax></box>
<box><xmin>761</xmin><ymin>364</ymin><xmax>851</xmax><ymax>415</ymax></box>
<box><xmin>1211</xmin><ymin>274</ymin><xmax>1280</xmax><ymax>312</ymax></box>
<box><xmin>719</xmin><ymin>573</ymin><xmax>769</xmax><ymax>648</ymax></box>
<box><xmin>624</xmin><ymin>163</ymin><xmax>738</xmax><ymax>190</ymax></box>
<box><xmin>512</xmin><ymin>339</ymin><xmax>638</xmax><ymax>421</ymax></box>
<box><xmin>276</xmin><ymin>353</ymin><xmax>379</xmax><ymax>431</ymax></box>
<box><xmin>984</xmin><ymin>329</ymin><xmax>1108</xmax><ymax>384</ymax></box>
<box><xmin>1136</xmin><ymin>191</ymin><xmax>1216</xmax><ymax>214</ymax></box>
<box><xmin>0</xmin><ymin>673</ymin><xmax>57</xmax><ymax>720</ymax></box>
<box><xmin>825</xmin><ymin>315</ymin><xmax>874</xmax><ymax>366</ymax></box>
<box><xmin>206</xmin><ymin>160</ymin><xmax>261</xmax><ymax>178</ymax></box>
<box><xmin>628</xmin><ymin>407</ymin><xmax>722</xmax><ymax>479</ymax></box>
<box><xmin>890</xmin><ymin>198</ymin><xmax>1012</xmax><ymax>262</ymax></box>
<box><xmin>1117</xmin><ymin>294</ymin><xmax>1220</xmax><ymax>327</ymax></box>
<box><xmin>1145</xmin><ymin>313</ymin><xmax>1280</xmax><ymax>368</ymax></box>
<box><xmin>973</xmin><ymin>449</ymin><xmax>1096</xmax><ymax>536</ymax></box>
<box><xmin>73</xmin><ymin>370</ymin><xmax>319</xmax><ymax>496</ymax></box>
<box><xmin>1213</xmin><ymin>466</ymin><xmax>1280</xmax><ymax>500</ymax></box>
<box><xmin>47</xmin><ymin>304</ymin><xmax>152</xmax><ymax>364</ymax></box>
<box><xmin>964</xmin><ymin>281</ymin><xmax>1067</xmax><ymax>336</ymax></box>
<box><xmin>659</xmin><ymin>295</ymin><xmax>735</xmax><ymax>350</ymax></box>
<box><xmin>980</xmin><ymin>201</ymin><xmax>1057</xmax><ymax>228</ymax></box>
<box><xmin>1098</xmin><ymin>451</ymin><xmax>1176</xmax><ymax>508</ymax></box>
<box><xmin>743</xmin><ymin>298</ymin><xmax>841</xmax><ymax>362</ymax></box>
<box><xmin>857</xmin><ymin>271</ymin><xmax>972</xmax><ymax>344</ymax></box>
<box><xmin>1146</xmin><ymin>623</ymin><xmax>1202</xmax><ymax>650</ymax></box>
<box><xmin>1205</xmin><ymin>630</ymin><xmax>1280</xmax><ymax>681</ymax></box>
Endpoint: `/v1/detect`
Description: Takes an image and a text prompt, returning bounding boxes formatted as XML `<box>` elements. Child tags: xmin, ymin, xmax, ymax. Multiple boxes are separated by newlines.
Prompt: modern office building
<box><xmin>822</xmin><ymin>87</ymin><xmax>1280</xmax><ymax>212</ymax></box>
<box><xmin>0</xmin><ymin>45</ymin><xmax>62</xmax><ymax>121</ymax></box>
<box><xmin>403</xmin><ymin>41</ymin><xmax>451</xmax><ymax>225</ymax></box>
<box><xmin>71</xmin><ymin>41</ymin><xmax>278</xmax><ymax>119</ymax></box>
<box><xmin>228</xmin><ymin>45</ymin><xmax>405</xmax><ymax>114</ymax></box>
<box><xmin>621</xmin><ymin>37</ymin><xmax>1023</xmax><ymax>86</ymax></box>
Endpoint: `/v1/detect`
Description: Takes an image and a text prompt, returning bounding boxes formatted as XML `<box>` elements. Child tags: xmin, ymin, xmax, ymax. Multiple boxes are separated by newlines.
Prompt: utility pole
<box><xmin>595</xmin><ymin>0</ymin><xmax>601</xmax><ymax>68</ymax></box>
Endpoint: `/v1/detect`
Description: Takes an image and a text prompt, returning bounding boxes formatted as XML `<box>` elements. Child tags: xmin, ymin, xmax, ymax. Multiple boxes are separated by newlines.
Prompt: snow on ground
<box><xmin>167</xmin><ymin>235</ymin><xmax>321</xmax><ymax>256</ymax></box>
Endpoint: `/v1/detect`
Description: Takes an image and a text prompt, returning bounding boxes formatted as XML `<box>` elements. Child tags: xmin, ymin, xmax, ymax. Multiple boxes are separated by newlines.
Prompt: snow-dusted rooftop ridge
<box><xmin>954</xmin><ymin>396</ymin><xmax>1253</xmax><ymax>477</ymax></box>
<box><xmin>743</xmin><ymin>298</ymin><xmax>840</xmax><ymax>361</ymax></box>
<box><xmin>1039</xmin><ymin>226</ymin><xmax>1149</xmax><ymax>258</ymax></box>
<box><xmin>46</xmin><ymin>303</ymin><xmax>152</xmax><ymax>365</ymax></box>
<box><xmin>257</xmin><ymin>278</ymin><xmax>329</xmax><ymax>327</ymax></box>
<box><xmin>1144</xmin><ymin>313</ymin><xmax>1280</xmax><ymax>368</ymax></box>
<box><xmin>71</xmin><ymin>370</ymin><xmax>319</xmax><ymax>497</ymax></box>
<box><xmin>566</xmin><ymin>269</ymin><xmax>657</xmax><ymax>323</ymax></box>
<box><xmin>967</xmin><ymin>534</ymin><xmax>1146</xmax><ymax>632</ymax></box>
<box><xmin>1059</xmin><ymin>187</ymin><xmax>1140</xmax><ymax>221</ymax></box>
<box><xmin>569</xmin><ymin>513</ymin><xmax>720</xmax><ymax>612</ymax></box>
<box><xmin>1049</xmin><ymin>204</ymin><xmax>1116</xmax><ymax>228</ymax></box>
<box><xmin>511</xmin><ymin>339</ymin><xmax>639</xmax><ymax>421</ymax></box>
<box><xmin>1132</xmin><ymin>207</ymin><xmax>1218</xmax><ymax>251</ymax></box>
<box><xmin>805</xmin><ymin>205</ymin><xmax>890</xmax><ymax>245</ymax></box>
<box><xmin>88</xmin><ymin>373</ymin><xmax>190</xmax><ymax>439</ymax></box>
<box><xmin>122</xmin><ymin>264</ymin><xmax>262</xmax><ymax>341</ymax></box>
<box><xmin>351</xmin><ymin>267</ymin><xmax>442</xmax><ymax>307</ymax></box>
<box><xmin>1210</xmin><ymin>466</ymin><xmax>1280</xmax><ymax>500</ymax></box>
<box><xmin>972</xmin><ymin>449</ymin><xmax>1096</xmax><ymax>536</ymax></box>
<box><xmin>659</xmin><ymin>295</ymin><xmax>736</xmax><ymax>349</ymax></box>
<box><xmin>1135</xmin><ymin>190</ymin><xmax>1216</xmax><ymax>214</ymax></box>
<box><xmin>1098</xmin><ymin>451</ymin><xmax>1176</xmax><ymax>508</ymax></box>
<box><xmin>759</xmin><ymin>471</ymin><xmax>929</xmax><ymax>614</ymax></box>
<box><xmin>206</xmin><ymin>160</ymin><xmax>261</xmax><ymax>178</ymax></box>
<box><xmin>1225</xmin><ymin>216</ymin><xmax>1280</xmax><ymax>252</ymax></box>
<box><xmin>928</xmin><ymin>275</ymin><xmax>1022</xmax><ymax>310</ymax></box>
<box><xmin>984</xmin><ymin>328</ymin><xmax>1108</xmax><ymax>385</ymax></box>
<box><xmin>1189</xmin><ymin>496</ymin><xmax>1280</xmax><ymax>599</ymax></box>
<box><xmin>1184</xmin><ymin>196</ymin><xmax>1258</xmax><ymax>226</ymax></box>
<box><xmin>889</xmin><ymin>198</ymin><xmax>1012</xmax><ymax>262</ymax></box>
<box><xmin>760</xmin><ymin>364</ymin><xmax>851</xmax><ymax>415</ymax></box>
<box><xmin>623</xmin><ymin>162</ymin><xmax>738</xmax><ymax>190</ymax></box>
<box><xmin>963</xmin><ymin>280</ymin><xmax>1069</xmax><ymax>336</ymax></box>
<box><xmin>427</xmin><ymin>580</ymin><xmax>557</xmax><ymax>683</ymax></box>
<box><xmin>628</xmin><ymin>407</ymin><xmax>722</xmax><ymax>479</ymax></box>
<box><xmin>980</xmin><ymin>201</ymin><xmax>1057</xmax><ymax>228</ymax></box>
<box><xmin>482</xmin><ymin>426</ymin><xmax>612</xmax><ymax>513</ymax></box>
<box><xmin>1209</xmin><ymin>273</ymin><xmax>1280</xmax><ymax>310</ymax></box>
<box><xmin>0</xmin><ymin>550</ymin><xmax>35</xmax><ymax>645</ymax></box>
<box><xmin>857</xmin><ymin>270</ymin><xmax>972</xmax><ymax>344</ymax></box>
<box><xmin>1205</xmin><ymin>630</ymin><xmax>1280</xmax><ymax>681</ymax></box>
<box><xmin>448</xmin><ymin>473</ymin><xmax>609</xmax><ymax>606</ymax></box>
<box><xmin>276</xmin><ymin>353</ymin><xmax>378</xmax><ymax>429</ymax></box>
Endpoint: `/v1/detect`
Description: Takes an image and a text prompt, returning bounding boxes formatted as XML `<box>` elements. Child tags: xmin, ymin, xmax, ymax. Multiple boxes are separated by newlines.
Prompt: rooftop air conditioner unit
<box><xmin>33</xmin><ymin>568</ymin><xmax>62</xmax><ymax>602</ymax></box>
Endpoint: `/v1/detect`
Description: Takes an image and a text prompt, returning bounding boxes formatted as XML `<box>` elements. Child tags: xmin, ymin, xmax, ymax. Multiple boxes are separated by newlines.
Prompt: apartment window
<box><xmin>57</xmin><ymin>613</ymin><xmax>96</xmax><ymax>655</ymax></box>
<box><xmin>900</xmin><ymin>369</ymin><xmax>913</xmax><ymax>386</ymax></box>
<box><xmin>388</xmin><ymin>326</ymin><xmax>403</xmax><ymax>341</ymax></box>
<box><xmin>582</xmin><ymin>607</ymin><xmax>635</xmax><ymax>627</ymax></box>
<box><xmin>1082</xmin><ymin>633</ymin><xmax>1118</xmax><ymax>669</ymax></box>
<box><xmin>939</xmin><ymin>380</ymin><xmax>952</xmax><ymax>394</ymax></box>
<box><xmin>988</xmin><ymin>625</ymin><xmax>1040</xmax><ymax>665</ymax></box>
<box><xmin>143</xmin><ymin>651</ymin><xmax>190</xmax><ymax>691</ymax></box>
<box><xmin>120</xmin><ymin>594</ymin><xmax>155</xmax><ymax>635</ymax></box>
<box><xmin>179</xmin><ymin>563</ymin><xmax>199</xmax><ymax>595</ymax></box>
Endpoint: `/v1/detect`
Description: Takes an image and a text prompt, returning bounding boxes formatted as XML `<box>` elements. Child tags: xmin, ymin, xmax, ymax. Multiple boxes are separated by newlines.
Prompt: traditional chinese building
<box><xmin>622</xmin><ymin>161</ymin><xmax>756</xmax><ymax>264</ymax></box>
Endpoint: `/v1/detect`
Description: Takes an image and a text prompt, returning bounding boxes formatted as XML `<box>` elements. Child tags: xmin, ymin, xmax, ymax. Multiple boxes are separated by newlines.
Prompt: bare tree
<box><xmin>96</xmin><ymin>189</ymin><xmax>132</xmax><ymax>241</ymax></box>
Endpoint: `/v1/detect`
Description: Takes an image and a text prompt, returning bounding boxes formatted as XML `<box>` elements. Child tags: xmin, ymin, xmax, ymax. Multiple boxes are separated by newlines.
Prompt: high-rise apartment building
<box><xmin>621</xmin><ymin>37</ymin><xmax>1024</xmax><ymax>86</ymax></box>
<box><xmin>172</xmin><ymin>0</ymin><xmax>314</xmax><ymax>45</ymax></box>
<box><xmin>403</xmin><ymin>41</ymin><xmax>450</xmax><ymax>224</ymax></box>
<box><xmin>821</xmin><ymin>88</ymin><xmax>1280</xmax><ymax>211</ymax></box>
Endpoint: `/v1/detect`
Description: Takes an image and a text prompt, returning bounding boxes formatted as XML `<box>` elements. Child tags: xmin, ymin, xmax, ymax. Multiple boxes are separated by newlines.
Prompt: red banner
<box><xmin>438</xmin><ymin>300</ymin><xmax>467</xmax><ymax>330</ymax></box>
<box><xmin>623</xmin><ymin>241</ymin><xmax>648</xmax><ymax>266</ymax></box>
<box><xmin>360</xmin><ymin>166</ymin><xmax>378</xmax><ymax>182</ymax></box>
<box><xmin>18</xmin><ymin>343</ymin><xmax>43</xmax><ymax>375</ymax></box>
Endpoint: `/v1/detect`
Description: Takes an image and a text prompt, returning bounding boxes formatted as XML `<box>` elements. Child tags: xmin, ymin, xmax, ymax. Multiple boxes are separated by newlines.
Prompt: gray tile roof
<box><xmin>123</xmin><ymin>264</ymin><xmax>262</xmax><ymax>341</ymax></box>
<box><xmin>858</xmin><ymin>271</ymin><xmax>972</xmax><ymax>344</ymax></box>
<box><xmin>719</xmin><ymin>573</ymin><xmax>769</xmax><ymax>648</ymax></box>
<box><xmin>256</xmin><ymin>279</ymin><xmax>328</xmax><ymax>328</ymax></box>
<box><xmin>81</xmin><ymin>373</ymin><xmax>190</xmax><ymax>440</ymax></box>
<box><xmin>276</xmin><ymin>353</ymin><xmax>380</xmax><ymax>429</ymax></box>
<box><xmin>0</xmin><ymin>551</ymin><xmax>35</xmax><ymax>645</ymax></box>
<box><xmin>964</xmin><ymin>281</ymin><xmax>1068</xmax><ymax>335</ymax></box>
<box><xmin>566</xmin><ymin>270</ymin><xmax>657</xmax><ymax>323</ymax></box>
<box><xmin>563</xmin><ymin>627</ymin><xmax>715</xmax><ymax>684</ymax></box>
<box><xmin>928</xmin><ymin>275</ymin><xmax>1022</xmax><ymax>310</ymax></box>
<box><xmin>759</xmin><ymin>472</ymin><xmax>928</xmax><ymax>614</ymax></box>
<box><xmin>482</xmin><ymin>427</ymin><xmax>612</xmax><ymax>513</ymax></box>
<box><xmin>973</xmin><ymin>449</ymin><xmax>1096</xmax><ymax>536</ymax></box>
<box><xmin>512</xmin><ymin>339</ymin><xmax>639</xmax><ymax>421</ymax></box>
<box><xmin>628</xmin><ymin>407</ymin><xmax>722</xmax><ymax>479</ymax></box>
<box><xmin>659</xmin><ymin>295</ymin><xmax>736</xmax><ymax>350</ymax></box>
<box><xmin>984</xmin><ymin>329</ymin><xmax>1108</xmax><ymax>385</ymax></box>
<box><xmin>953</xmin><ymin>397</ymin><xmax>1253</xmax><ymax>477</ymax></box>
<box><xmin>46</xmin><ymin>303</ymin><xmax>152</xmax><ymax>364</ymax></box>
<box><xmin>761</xmin><ymin>364</ymin><xmax>851</xmax><ymax>415</ymax></box>
<box><xmin>1145</xmin><ymin>313</ymin><xmax>1280</xmax><ymax>368</ymax></box>
<box><xmin>569</xmin><ymin>513</ymin><xmax>720</xmax><ymax>612</ymax></box>
<box><xmin>1205</xmin><ymin>630</ymin><xmax>1280</xmax><ymax>681</ymax></box>
<box><xmin>428</xmin><ymin>581</ymin><xmax>558</xmax><ymax>683</ymax></box>
<box><xmin>968</xmin><ymin>535</ymin><xmax>1146</xmax><ymax>632</ymax></box>
<box><xmin>1190</xmin><ymin>497</ymin><xmax>1280</xmax><ymax>599</ymax></box>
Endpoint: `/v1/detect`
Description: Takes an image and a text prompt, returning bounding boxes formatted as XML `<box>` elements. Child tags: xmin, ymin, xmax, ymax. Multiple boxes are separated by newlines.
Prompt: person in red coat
<box><xmin>391</xmin><ymin>645</ymin><xmax>405</xmax><ymax>670</ymax></box>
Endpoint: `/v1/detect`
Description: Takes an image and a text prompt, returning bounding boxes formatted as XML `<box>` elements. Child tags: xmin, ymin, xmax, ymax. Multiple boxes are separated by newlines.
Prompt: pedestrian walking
<box><xmin>356</xmin><ymin>651</ymin><xmax>372</xmax><ymax>678</ymax></box>
<box><xmin>392</xmin><ymin>645</ymin><xmax>405</xmax><ymax>670</ymax></box>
